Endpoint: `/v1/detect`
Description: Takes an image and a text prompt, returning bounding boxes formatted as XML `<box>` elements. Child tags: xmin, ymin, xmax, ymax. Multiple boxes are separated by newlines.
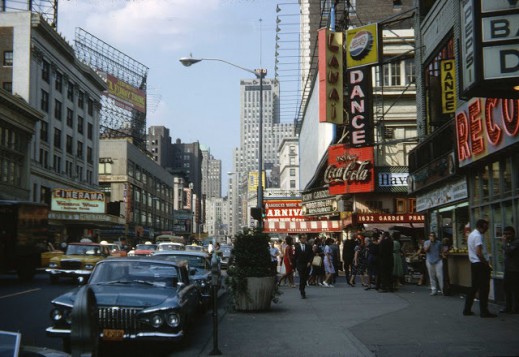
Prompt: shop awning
<box><xmin>263</xmin><ymin>220</ymin><xmax>342</xmax><ymax>233</ymax></box>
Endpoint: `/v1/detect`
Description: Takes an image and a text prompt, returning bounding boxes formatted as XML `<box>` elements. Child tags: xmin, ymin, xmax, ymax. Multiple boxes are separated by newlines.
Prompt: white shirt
<box><xmin>467</xmin><ymin>228</ymin><xmax>489</xmax><ymax>263</ymax></box>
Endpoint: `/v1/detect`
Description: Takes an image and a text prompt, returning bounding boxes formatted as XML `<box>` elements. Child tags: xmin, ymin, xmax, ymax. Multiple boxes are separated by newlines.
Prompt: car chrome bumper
<box><xmin>46</xmin><ymin>327</ymin><xmax>184</xmax><ymax>340</ymax></box>
<box><xmin>46</xmin><ymin>268</ymin><xmax>92</xmax><ymax>277</ymax></box>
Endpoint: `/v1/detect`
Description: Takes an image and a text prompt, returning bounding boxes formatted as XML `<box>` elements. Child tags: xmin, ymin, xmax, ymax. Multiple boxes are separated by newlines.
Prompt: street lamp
<box><xmin>180</xmin><ymin>56</ymin><xmax>266</xmax><ymax>232</ymax></box>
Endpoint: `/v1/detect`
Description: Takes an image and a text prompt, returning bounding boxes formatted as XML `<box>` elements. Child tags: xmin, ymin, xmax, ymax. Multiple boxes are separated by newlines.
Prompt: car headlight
<box><xmin>166</xmin><ymin>313</ymin><xmax>180</xmax><ymax>327</ymax></box>
<box><xmin>150</xmin><ymin>314</ymin><xmax>163</xmax><ymax>328</ymax></box>
<box><xmin>85</xmin><ymin>264</ymin><xmax>95</xmax><ymax>270</ymax></box>
<box><xmin>198</xmin><ymin>280</ymin><xmax>207</xmax><ymax>288</ymax></box>
<box><xmin>49</xmin><ymin>262</ymin><xmax>57</xmax><ymax>268</ymax></box>
<box><xmin>50</xmin><ymin>307</ymin><xmax>72</xmax><ymax>325</ymax></box>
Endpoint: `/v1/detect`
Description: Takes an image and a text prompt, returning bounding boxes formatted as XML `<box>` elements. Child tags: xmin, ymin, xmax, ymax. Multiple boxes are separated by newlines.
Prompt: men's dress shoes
<box><xmin>480</xmin><ymin>312</ymin><xmax>497</xmax><ymax>318</ymax></box>
<box><xmin>463</xmin><ymin>311</ymin><xmax>474</xmax><ymax>316</ymax></box>
<box><xmin>500</xmin><ymin>308</ymin><xmax>512</xmax><ymax>313</ymax></box>
<box><xmin>301</xmin><ymin>294</ymin><xmax>306</xmax><ymax>299</ymax></box>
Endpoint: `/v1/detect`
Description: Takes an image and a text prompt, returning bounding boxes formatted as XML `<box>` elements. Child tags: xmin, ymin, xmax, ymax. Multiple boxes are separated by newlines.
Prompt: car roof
<box><xmin>153</xmin><ymin>250</ymin><xmax>209</xmax><ymax>257</ymax></box>
<box><xmin>102</xmin><ymin>256</ymin><xmax>183</xmax><ymax>266</ymax></box>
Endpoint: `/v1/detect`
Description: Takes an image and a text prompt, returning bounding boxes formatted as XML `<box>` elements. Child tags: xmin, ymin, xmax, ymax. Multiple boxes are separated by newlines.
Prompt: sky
<box><xmin>57</xmin><ymin>0</ymin><xmax>301</xmax><ymax>195</ymax></box>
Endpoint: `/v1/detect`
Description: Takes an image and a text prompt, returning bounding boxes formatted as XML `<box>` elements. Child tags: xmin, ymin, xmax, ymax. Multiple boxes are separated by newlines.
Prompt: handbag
<box><xmin>312</xmin><ymin>255</ymin><xmax>323</xmax><ymax>267</ymax></box>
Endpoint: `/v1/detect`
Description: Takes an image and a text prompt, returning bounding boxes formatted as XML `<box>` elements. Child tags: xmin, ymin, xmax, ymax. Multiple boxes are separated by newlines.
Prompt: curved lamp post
<box><xmin>179</xmin><ymin>56</ymin><xmax>266</xmax><ymax>232</ymax></box>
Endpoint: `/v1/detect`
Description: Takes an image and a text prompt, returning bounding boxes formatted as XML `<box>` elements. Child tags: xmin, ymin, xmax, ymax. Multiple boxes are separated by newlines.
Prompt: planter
<box><xmin>235</xmin><ymin>276</ymin><xmax>276</xmax><ymax>311</ymax></box>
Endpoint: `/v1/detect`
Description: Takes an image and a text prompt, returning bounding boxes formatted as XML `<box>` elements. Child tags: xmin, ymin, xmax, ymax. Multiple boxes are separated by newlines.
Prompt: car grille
<box><xmin>61</xmin><ymin>260</ymin><xmax>82</xmax><ymax>269</ymax></box>
<box><xmin>98</xmin><ymin>307</ymin><xmax>142</xmax><ymax>332</ymax></box>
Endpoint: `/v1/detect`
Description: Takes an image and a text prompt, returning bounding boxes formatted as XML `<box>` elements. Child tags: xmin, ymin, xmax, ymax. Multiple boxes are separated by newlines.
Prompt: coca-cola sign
<box><xmin>325</xmin><ymin>145</ymin><xmax>374</xmax><ymax>195</ymax></box>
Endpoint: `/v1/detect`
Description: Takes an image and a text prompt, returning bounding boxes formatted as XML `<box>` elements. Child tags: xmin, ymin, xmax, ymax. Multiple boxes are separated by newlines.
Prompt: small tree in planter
<box><xmin>226</xmin><ymin>228</ymin><xmax>279</xmax><ymax>311</ymax></box>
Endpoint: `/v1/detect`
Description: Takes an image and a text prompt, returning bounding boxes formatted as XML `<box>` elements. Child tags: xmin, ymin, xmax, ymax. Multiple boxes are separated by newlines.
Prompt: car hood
<box><xmin>53</xmin><ymin>285</ymin><xmax>178</xmax><ymax>308</ymax></box>
<box><xmin>50</xmin><ymin>254</ymin><xmax>102</xmax><ymax>263</ymax></box>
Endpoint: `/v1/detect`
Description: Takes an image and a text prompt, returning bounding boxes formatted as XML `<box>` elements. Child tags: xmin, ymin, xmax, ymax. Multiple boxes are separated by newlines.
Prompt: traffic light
<box><xmin>251</xmin><ymin>207</ymin><xmax>262</xmax><ymax>221</ymax></box>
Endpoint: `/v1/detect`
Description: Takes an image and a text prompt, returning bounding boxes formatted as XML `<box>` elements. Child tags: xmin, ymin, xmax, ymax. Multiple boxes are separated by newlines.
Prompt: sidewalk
<box><xmin>182</xmin><ymin>279</ymin><xmax>519</xmax><ymax>357</ymax></box>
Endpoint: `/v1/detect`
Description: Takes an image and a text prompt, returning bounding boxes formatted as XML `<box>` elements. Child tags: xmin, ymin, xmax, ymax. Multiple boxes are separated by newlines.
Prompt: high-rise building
<box><xmin>201</xmin><ymin>147</ymin><xmax>222</xmax><ymax>199</ymax></box>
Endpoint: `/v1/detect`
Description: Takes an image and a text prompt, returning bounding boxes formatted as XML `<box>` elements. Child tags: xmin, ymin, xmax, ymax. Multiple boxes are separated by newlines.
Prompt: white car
<box><xmin>157</xmin><ymin>242</ymin><xmax>185</xmax><ymax>251</ymax></box>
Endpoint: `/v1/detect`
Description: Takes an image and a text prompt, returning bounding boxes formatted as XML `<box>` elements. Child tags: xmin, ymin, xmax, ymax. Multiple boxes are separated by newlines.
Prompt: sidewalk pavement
<box><xmin>180</xmin><ymin>278</ymin><xmax>519</xmax><ymax>357</ymax></box>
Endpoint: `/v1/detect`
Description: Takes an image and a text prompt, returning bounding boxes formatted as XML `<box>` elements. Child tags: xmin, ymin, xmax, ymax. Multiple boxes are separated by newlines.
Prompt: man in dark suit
<box><xmin>294</xmin><ymin>234</ymin><xmax>313</xmax><ymax>299</ymax></box>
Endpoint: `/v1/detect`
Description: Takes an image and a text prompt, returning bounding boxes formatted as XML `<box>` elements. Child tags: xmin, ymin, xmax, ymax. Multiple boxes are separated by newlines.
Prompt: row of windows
<box><xmin>40</xmin><ymin>120</ymin><xmax>93</xmax><ymax>144</ymax></box>
<box><xmin>41</xmin><ymin>89</ymin><xmax>94</xmax><ymax>116</ymax></box>
<box><xmin>37</xmin><ymin>148</ymin><xmax>94</xmax><ymax>183</ymax></box>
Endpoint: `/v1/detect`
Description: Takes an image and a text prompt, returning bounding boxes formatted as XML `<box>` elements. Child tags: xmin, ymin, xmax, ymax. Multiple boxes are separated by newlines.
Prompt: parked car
<box><xmin>46</xmin><ymin>257</ymin><xmax>202</xmax><ymax>351</ymax></box>
<box><xmin>153</xmin><ymin>250</ymin><xmax>220</xmax><ymax>309</ymax></box>
<box><xmin>127</xmin><ymin>242</ymin><xmax>158</xmax><ymax>256</ymax></box>
<box><xmin>46</xmin><ymin>242</ymin><xmax>121</xmax><ymax>283</ymax></box>
<box><xmin>157</xmin><ymin>242</ymin><xmax>185</xmax><ymax>251</ymax></box>
<box><xmin>185</xmin><ymin>244</ymin><xmax>204</xmax><ymax>252</ymax></box>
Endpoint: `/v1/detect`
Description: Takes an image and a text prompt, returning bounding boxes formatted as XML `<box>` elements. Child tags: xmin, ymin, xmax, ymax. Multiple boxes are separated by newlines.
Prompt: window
<box><xmin>40</xmin><ymin>121</ymin><xmax>48</xmax><ymax>142</ymax></box>
<box><xmin>78</xmin><ymin>91</ymin><xmax>84</xmax><ymax>109</ymax></box>
<box><xmin>42</xmin><ymin>60</ymin><xmax>50</xmax><ymax>82</ymax></box>
<box><xmin>66</xmin><ymin>135</ymin><xmax>73</xmax><ymax>154</ymax></box>
<box><xmin>290</xmin><ymin>180</ymin><xmax>296</xmax><ymax>188</ymax></box>
<box><xmin>383</xmin><ymin>61</ymin><xmax>401</xmax><ymax>86</ymax></box>
<box><xmin>87</xmin><ymin>123</ymin><xmax>93</xmax><ymax>139</ymax></box>
<box><xmin>55</xmin><ymin>72</ymin><xmax>62</xmax><ymax>92</ymax></box>
<box><xmin>53</xmin><ymin>154</ymin><xmax>61</xmax><ymax>173</ymax></box>
<box><xmin>3</xmin><ymin>51</ymin><xmax>13</xmax><ymax>66</ymax></box>
<box><xmin>54</xmin><ymin>99</ymin><xmax>62</xmax><ymax>120</ymax></box>
<box><xmin>77</xmin><ymin>116</ymin><xmax>84</xmax><ymax>134</ymax></box>
<box><xmin>99</xmin><ymin>161</ymin><xmax>112</xmax><ymax>174</ymax></box>
<box><xmin>67</xmin><ymin>81</ymin><xmax>74</xmax><ymax>101</ymax></box>
<box><xmin>66</xmin><ymin>108</ymin><xmax>73</xmax><ymax>127</ymax></box>
<box><xmin>290</xmin><ymin>168</ymin><xmax>296</xmax><ymax>176</ymax></box>
<box><xmin>66</xmin><ymin>160</ymin><xmax>73</xmax><ymax>177</ymax></box>
<box><xmin>87</xmin><ymin>146</ymin><xmax>93</xmax><ymax>164</ymax></box>
<box><xmin>2</xmin><ymin>82</ymin><xmax>12</xmax><ymax>93</ymax></box>
<box><xmin>39</xmin><ymin>149</ymin><xmax>49</xmax><ymax>168</ymax></box>
<box><xmin>77</xmin><ymin>141</ymin><xmax>83</xmax><ymax>159</ymax></box>
<box><xmin>405</xmin><ymin>59</ymin><xmax>415</xmax><ymax>85</ymax></box>
<box><xmin>87</xmin><ymin>99</ymin><xmax>94</xmax><ymax>116</ymax></box>
<box><xmin>54</xmin><ymin>128</ymin><xmax>61</xmax><ymax>149</ymax></box>
<box><xmin>41</xmin><ymin>90</ymin><xmax>49</xmax><ymax>112</ymax></box>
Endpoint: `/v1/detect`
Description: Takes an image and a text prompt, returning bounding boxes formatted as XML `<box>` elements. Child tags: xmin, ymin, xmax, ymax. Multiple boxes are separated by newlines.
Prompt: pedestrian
<box><xmin>378</xmin><ymin>231</ymin><xmax>394</xmax><ymax>292</ymax></box>
<box><xmin>365</xmin><ymin>234</ymin><xmax>379</xmax><ymax>290</ymax></box>
<box><xmin>424</xmin><ymin>232</ymin><xmax>444</xmax><ymax>296</ymax></box>
<box><xmin>330</xmin><ymin>237</ymin><xmax>340</xmax><ymax>284</ymax></box>
<box><xmin>392</xmin><ymin>232</ymin><xmax>404</xmax><ymax>290</ymax></box>
<box><xmin>350</xmin><ymin>236</ymin><xmax>368</xmax><ymax>287</ymax></box>
<box><xmin>342</xmin><ymin>234</ymin><xmax>356</xmax><ymax>286</ymax></box>
<box><xmin>501</xmin><ymin>226</ymin><xmax>519</xmax><ymax>314</ymax></box>
<box><xmin>323</xmin><ymin>237</ymin><xmax>336</xmax><ymax>287</ymax></box>
<box><xmin>463</xmin><ymin>219</ymin><xmax>497</xmax><ymax>318</ymax></box>
<box><xmin>278</xmin><ymin>236</ymin><xmax>296</xmax><ymax>288</ymax></box>
<box><xmin>308</xmin><ymin>237</ymin><xmax>324</xmax><ymax>286</ymax></box>
<box><xmin>269</xmin><ymin>241</ymin><xmax>280</xmax><ymax>276</ymax></box>
<box><xmin>441</xmin><ymin>237</ymin><xmax>452</xmax><ymax>295</ymax></box>
<box><xmin>294</xmin><ymin>234</ymin><xmax>313</xmax><ymax>299</ymax></box>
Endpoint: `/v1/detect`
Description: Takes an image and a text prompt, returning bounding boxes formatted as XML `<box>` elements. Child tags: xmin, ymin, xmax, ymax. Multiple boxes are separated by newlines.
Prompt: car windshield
<box><xmin>89</xmin><ymin>260</ymin><xmax>179</xmax><ymax>288</ymax></box>
<box><xmin>66</xmin><ymin>244</ymin><xmax>102</xmax><ymax>256</ymax></box>
<box><xmin>158</xmin><ymin>244</ymin><xmax>184</xmax><ymax>251</ymax></box>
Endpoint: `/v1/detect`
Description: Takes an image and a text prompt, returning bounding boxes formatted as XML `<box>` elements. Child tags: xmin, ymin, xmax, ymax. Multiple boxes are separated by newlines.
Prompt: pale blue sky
<box><xmin>58</xmin><ymin>0</ymin><xmax>301</xmax><ymax>194</ymax></box>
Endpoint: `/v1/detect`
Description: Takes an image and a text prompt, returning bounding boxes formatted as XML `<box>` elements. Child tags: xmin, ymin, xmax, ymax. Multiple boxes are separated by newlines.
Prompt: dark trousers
<box><xmin>298</xmin><ymin>266</ymin><xmax>309</xmax><ymax>296</ymax></box>
<box><xmin>504</xmin><ymin>270</ymin><xmax>519</xmax><ymax>312</ymax></box>
<box><xmin>464</xmin><ymin>262</ymin><xmax>491</xmax><ymax>314</ymax></box>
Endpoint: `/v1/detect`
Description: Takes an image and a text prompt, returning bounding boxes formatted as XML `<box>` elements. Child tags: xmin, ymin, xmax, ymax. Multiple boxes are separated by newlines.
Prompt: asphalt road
<box><xmin>0</xmin><ymin>271</ymin><xmax>228</xmax><ymax>356</ymax></box>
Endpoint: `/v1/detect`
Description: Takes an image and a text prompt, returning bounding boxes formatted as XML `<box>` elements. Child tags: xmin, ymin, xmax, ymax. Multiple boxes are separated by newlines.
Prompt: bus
<box><xmin>0</xmin><ymin>201</ymin><xmax>49</xmax><ymax>280</ymax></box>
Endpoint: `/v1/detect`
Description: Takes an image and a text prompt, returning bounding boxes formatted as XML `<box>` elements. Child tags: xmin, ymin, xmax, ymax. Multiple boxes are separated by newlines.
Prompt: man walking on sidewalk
<box><xmin>463</xmin><ymin>219</ymin><xmax>497</xmax><ymax>318</ymax></box>
<box><xmin>294</xmin><ymin>235</ymin><xmax>313</xmax><ymax>299</ymax></box>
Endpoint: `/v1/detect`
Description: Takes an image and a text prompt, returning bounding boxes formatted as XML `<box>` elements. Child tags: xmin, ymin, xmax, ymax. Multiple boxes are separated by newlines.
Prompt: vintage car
<box><xmin>185</xmin><ymin>244</ymin><xmax>204</xmax><ymax>252</ymax></box>
<box><xmin>46</xmin><ymin>257</ymin><xmax>202</xmax><ymax>351</ymax></box>
<box><xmin>46</xmin><ymin>242</ymin><xmax>122</xmax><ymax>283</ymax></box>
<box><xmin>152</xmin><ymin>250</ymin><xmax>220</xmax><ymax>308</ymax></box>
<box><xmin>127</xmin><ymin>242</ymin><xmax>158</xmax><ymax>256</ymax></box>
<box><xmin>218</xmin><ymin>243</ymin><xmax>233</xmax><ymax>269</ymax></box>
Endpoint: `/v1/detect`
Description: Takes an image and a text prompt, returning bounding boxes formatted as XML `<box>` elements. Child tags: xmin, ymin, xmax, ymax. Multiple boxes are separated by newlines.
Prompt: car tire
<box><xmin>70</xmin><ymin>286</ymin><xmax>99</xmax><ymax>356</ymax></box>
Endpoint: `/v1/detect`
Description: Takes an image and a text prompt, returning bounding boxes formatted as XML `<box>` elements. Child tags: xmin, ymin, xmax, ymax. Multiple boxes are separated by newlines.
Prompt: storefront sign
<box><xmin>356</xmin><ymin>213</ymin><xmax>425</xmax><ymax>224</ymax></box>
<box><xmin>459</xmin><ymin>0</ymin><xmax>519</xmax><ymax>98</ymax></box>
<box><xmin>347</xmin><ymin>68</ymin><xmax>374</xmax><ymax>147</ymax></box>
<box><xmin>318</xmin><ymin>29</ymin><xmax>343</xmax><ymax>124</ymax></box>
<box><xmin>455</xmin><ymin>97</ymin><xmax>519</xmax><ymax>167</ymax></box>
<box><xmin>301</xmin><ymin>188</ymin><xmax>338</xmax><ymax>216</ymax></box>
<box><xmin>264</xmin><ymin>200</ymin><xmax>304</xmax><ymax>222</ymax></box>
<box><xmin>378</xmin><ymin>172</ymin><xmax>409</xmax><ymax>187</ymax></box>
<box><xmin>51</xmin><ymin>189</ymin><xmax>106</xmax><ymax>213</ymax></box>
<box><xmin>440</xmin><ymin>60</ymin><xmax>457</xmax><ymax>113</ymax></box>
<box><xmin>325</xmin><ymin>145</ymin><xmax>374</xmax><ymax>195</ymax></box>
<box><xmin>345</xmin><ymin>23</ymin><xmax>379</xmax><ymax>68</ymax></box>
<box><xmin>416</xmin><ymin>178</ymin><xmax>468</xmax><ymax>212</ymax></box>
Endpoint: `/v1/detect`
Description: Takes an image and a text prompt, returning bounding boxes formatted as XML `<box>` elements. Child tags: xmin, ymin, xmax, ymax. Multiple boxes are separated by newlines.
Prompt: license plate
<box><xmin>102</xmin><ymin>329</ymin><xmax>124</xmax><ymax>341</ymax></box>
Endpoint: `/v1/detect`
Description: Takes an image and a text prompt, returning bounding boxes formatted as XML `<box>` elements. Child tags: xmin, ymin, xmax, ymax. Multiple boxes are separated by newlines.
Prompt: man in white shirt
<box><xmin>463</xmin><ymin>219</ymin><xmax>496</xmax><ymax>318</ymax></box>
